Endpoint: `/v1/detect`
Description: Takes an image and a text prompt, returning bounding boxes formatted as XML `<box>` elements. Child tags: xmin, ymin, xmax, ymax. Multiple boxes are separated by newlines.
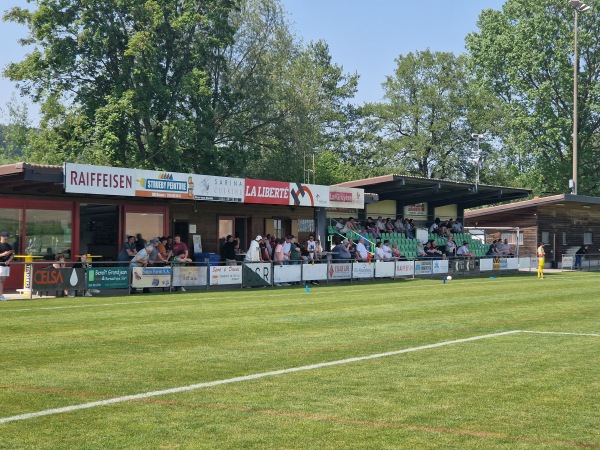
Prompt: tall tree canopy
<box><xmin>2</xmin><ymin>0</ymin><xmax>358</xmax><ymax>180</ymax></box>
<box><xmin>466</xmin><ymin>0</ymin><xmax>600</xmax><ymax>195</ymax></box>
<box><xmin>360</xmin><ymin>50</ymin><xmax>500</xmax><ymax>181</ymax></box>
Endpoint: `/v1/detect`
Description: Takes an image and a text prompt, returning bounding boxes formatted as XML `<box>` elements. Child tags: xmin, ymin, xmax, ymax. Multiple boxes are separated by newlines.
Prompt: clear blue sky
<box><xmin>0</xmin><ymin>0</ymin><xmax>505</xmax><ymax>124</ymax></box>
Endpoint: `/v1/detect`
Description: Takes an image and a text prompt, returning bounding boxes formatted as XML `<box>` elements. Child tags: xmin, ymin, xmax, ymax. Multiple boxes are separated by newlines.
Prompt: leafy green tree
<box><xmin>0</xmin><ymin>97</ymin><xmax>31</xmax><ymax>163</ymax></box>
<box><xmin>466</xmin><ymin>0</ymin><xmax>600</xmax><ymax>195</ymax></box>
<box><xmin>363</xmin><ymin>50</ymin><xmax>497</xmax><ymax>181</ymax></box>
<box><xmin>3</xmin><ymin>0</ymin><xmax>237</xmax><ymax>170</ymax></box>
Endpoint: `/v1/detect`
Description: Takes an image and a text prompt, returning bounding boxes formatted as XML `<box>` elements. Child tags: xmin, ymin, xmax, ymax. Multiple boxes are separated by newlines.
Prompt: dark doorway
<box><xmin>79</xmin><ymin>204</ymin><xmax>119</xmax><ymax>261</ymax></box>
<box><xmin>173</xmin><ymin>220</ymin><xmax>189</xmax><ymax>247</ymax></box>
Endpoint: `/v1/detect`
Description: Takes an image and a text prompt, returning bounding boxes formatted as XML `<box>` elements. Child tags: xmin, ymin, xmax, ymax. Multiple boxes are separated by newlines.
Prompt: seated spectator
<box><xmin>382</xmin><ymin>240</ymin><xmax>393</xmax><ymax>260</ymax></box>
<box><xmin>346</xmin><ymin>217</ymin><xmax>361</xmax><ymax>233</ymax></box>
<box><xmin>429</xmin><ymin>218</ymin><xmax>441</xmax><ymax>236</ymax></box>
<box><xmin>486</xmin><ymin>240</ymin><xmax>501</xmax><ymax>256</ymax></box>
<box><xmin>445</xmin><ymin>236</ymin><xmax>457</xmax><ymax>257</ymax></box>
<box><xmin>374</xmin><ymin>242</ymin><xmax>385</xmax><ymax>261</ymax></box>
<box><xmin>375</xmin><ymin>216</ymin><xmax>386</xmax><ymax>233</ymax></box>
<box><xmin>416</xmin><ymin>241</ymin><xmax>427</xmax><ymax>259</ymax></box>
<box><xmin>390</xmin><ymin>243</ymin><xmax>403</xmax><ymax>259</ymax></box>
<box><xmin>365</xmin><ymin>217</ymin><xmax>380</xmax><ymax>238</ymax></box>
<box><xmin>355</xmin><ymin>237</ymin><xmax>369</xmax><ymax>261</ymax></box>
<box><xmin>394</xmin><ymin>217</ymin><xmax>405</xmax><ymax>233</ymax></box>
<box><xmin>500</xmin><ymin>239</ymin><xmax>513</xmax><ymax>256</ymax></box>
<box><xmin>457</xmin><ymin>241</ymin><xmax>474</xmax><ymax>257</ymax></box>
<box><xmin>334</xmin><ymin>239</ymin><xmax>352</xmax><ymax>260</ymax></box>
<box><xmin>452</xmin><ymin>220</ymin><xmax>463</xmax><ymax>234</ymax></box>
<box><xmin>404</xmin><ymin>218</ymin><xmax>415</xmax><ymax>239</ymax></box>
<box><xmin>385</xmin><ymin>218</ymin><xmax>395</xmax><ymax>233</ymax></box>
<box><xmin>425</xmin><ymin>240</ymin><xmax>444</xmax><ymax>259</ymax></box>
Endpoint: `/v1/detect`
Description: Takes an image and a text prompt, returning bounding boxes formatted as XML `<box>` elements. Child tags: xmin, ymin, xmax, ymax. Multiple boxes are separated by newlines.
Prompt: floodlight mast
<box><xmin>568</xmin><ymin>0</ymin><xmax>591</xmax><ymax>195</ymax></box>
<box><xmin>471</xmin><ymin>134</ymin><xmax>485</xmax><ymax>192</ymax></box>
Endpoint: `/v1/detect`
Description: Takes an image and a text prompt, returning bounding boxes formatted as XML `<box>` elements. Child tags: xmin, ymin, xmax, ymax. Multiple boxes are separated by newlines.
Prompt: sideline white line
<box><xmin>520</xmin><ymin>330</ymin><xmax>600</xmax><ymax>337</ymax></box>
<box><xmin>0</xmin><ymin>330</ymin><xmax>521</xmax><ymax>425</ymax></box>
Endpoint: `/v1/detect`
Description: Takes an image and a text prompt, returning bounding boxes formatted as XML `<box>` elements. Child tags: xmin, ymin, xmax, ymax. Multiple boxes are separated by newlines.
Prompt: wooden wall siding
<box><xmin>466</xmin><ymin>204</ymin><xmax>600</xmax><ymax>260</ymax></box>
<box><xmin>170</xmin><ymin>202</ymin><xmax>314</xmax><ymax>253</ymax></box>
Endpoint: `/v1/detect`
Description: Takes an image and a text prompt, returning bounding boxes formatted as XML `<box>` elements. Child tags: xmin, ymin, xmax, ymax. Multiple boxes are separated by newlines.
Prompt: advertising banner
<box><xmin>289</xmin><ymin>183</ymin><xmax>330</xmax><ymax>208</ymax></box>
<box><xmin>273</xmin><ymin>265</ymin><xmax>302</xmax><ymax>284</ymax></box>
<box><xmin>352</xmin><ymin>262</ymin><xmax>374</xmax><ymax>279</ymax></box>
<box><xmin>506</xmin><ymin>258</ymin><xmax>519</xmax><ymax>270</ymax></box>
<box><xmin>87</xmin><ymin>267</ymin><xmax>129</xmax><ymax>289</ymax></box>
<box><xmin>209</xmin><ymin>265</ymin><xmax>242</xmax><ymax>285</ymax></box>
<box><xmin>480</xmin><ymin>258</ymin><xmax>494</xmax><ymax>272</ymax></box>
<box><xmin>244</xmin><ymin>179</ymin><xmax>290</xmax><ymax>205</ymax></box>
<box><xmin>374</xmin><ymin>261</ymin><xmax>395</xmax><ymax>278</ymax></box>
<box><xmin>193</xmin><ymin>175</ymin><xmax>244</xmax><ymax>203</ymax></box>
<box><xmin>328</xmin><ymin>186</ymin><xmax>364</xmax><ymax>209</ymax></box>
<box><xmin>243</xmin><ymin>263</ymin><xmax>272</xmax><ymax>287</ymax></box>
<box><xmin>395</xmin><ymin>261</ymin><xmax>415</xmax><ymax>277</ymax></box>
<box><xmin>31</xmin><ymin>268</ymin><xmax>86</xmax><ymax>292</ymax></box>
<box><xmin>432</xmin><ymin>259</ymin><xmax>449</xmax><ymax>274</ymax></box>
<box><xmin>131</xmin><ymin>267</ymin><xmax>172</xmax><ymax>288</ymax></box>
<box><xmin>328</xmin><ymin>263</ymin><xmax>352</xmax><ymax>280</ymax></box>
<box><xmin>173</xmin><ymin>266</ymin><xmax>207</xmax><ymax>287</ymax></box>
<box><xmin>301</xmin><ymin>263</ymin><xmax>328</xmax><ymax>281</ymax></box>
<box><xmin>414</xmin><ymin>260</ymin><xmax>433</xmax><ymax>275</ymax></box>
<box><xmin>404</xmin><ymin>203</ymin><xmax>427</xmax><ymax>217</ymax></box>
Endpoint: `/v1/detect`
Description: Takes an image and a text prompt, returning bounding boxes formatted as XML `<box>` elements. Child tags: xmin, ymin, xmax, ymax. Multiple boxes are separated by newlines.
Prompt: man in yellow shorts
<box><xmin>537</xmin><ymin>241</ymin><xmax>545</xmax><ymax>279</ymax></box>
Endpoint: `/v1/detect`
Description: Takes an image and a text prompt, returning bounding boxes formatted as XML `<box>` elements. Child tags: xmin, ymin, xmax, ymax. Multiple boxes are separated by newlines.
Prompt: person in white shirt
<box><xmin>245</xmin><ymin>235</ymin><xmax>263</xmax><ymax>262</ymax></box>
<box><xmin>382</xmin><ymin>240</ymin><xmax>393</xmax><ymax>259</ymax></box>
<box><xmin>374</xmin><ymin>242</ymin><xmax>385</xmax><ymax>261</ymax></box>
<box><xmin>282</xmin><ymin>236</ymin><xmax>291</xmax><ymax>264</ymax></box>
<box><xmin>306</xmin><ymin>235</ymin><xmax>317</xmax><ymax>260</ymax></box>
<box><xmin>355</xmin><ymin>237</ymin><xmax>368</xmax><ymax>261</ymax></box>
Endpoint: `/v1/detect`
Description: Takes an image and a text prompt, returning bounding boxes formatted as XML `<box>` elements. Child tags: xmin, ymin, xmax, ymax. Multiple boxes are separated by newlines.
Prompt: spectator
<box><xmin>575</xmin><ymin>245</ymin><xmax>588</xmax><ymax>270</ymax></box>
<box><xmin>404</xmin><ymin>218</ymin><xmax>415</xmax><ymax>239</ymax></box>
<box><xmin>53</xmin><ymin>254</ymin><xmax>72</xmax><ymax>297</ymax></box>
<box><xmin>282</xmin><ymin>236</ymin><xmax>291</xmax><ymax>264</ymax></box>
<box><xmin>365</xmin><ymin>217</ymin><xmax>380</xmax><ymax>238</ymax></box>
<box><xmin>445</xmin><ymin>236</ymin><xmax>457</xmax><ymax>257</ymax></box>
<box><xmin>394</xmin><ymin>217</ymin><xmax>405</xmax><ymax>234</ymax></box>
<box><xmin>347</xmin><ymin>238</ymin><xmax>357</xmax><ymax>260</ymax></box>
<box><xmin>135</xmin><ymin>233</ymin><xmax>147</xmax><ymax>252</ymax></box>
<box><xmin>245</xmin><ymin>235</ymin><xmax>263</xmax><ymax>262</ymax></box>
<box><xmin>452</xmin><ymin>220</ymin><xmax>463</xmax><ymax>234</ymax></box>
<box><xmin>129</xmin><ymin>244</ymin><xmax>155</xmax><ymax>294</ymax></box>
<box><xmin>375</xmin><ymin>216</ymin><xmax>386</xmax><ymax>233</ymax></box>
<box><xmin>486</xmin><ymin>240</ymin><xmax>500</xmax><ymax>256</ymax></box>
<box><xmin>382</xmin><ymin>240</ymin><xmax>393</xmax><ymax>260</ymax></box>
<box><xmin>259</xmin><ymin>236</ymin><xmax>272</xmax><ymax>263</ymax></box>
<box><xmin>274</xmin><ymin>238</ymin><xmax>285</xmax><ymax>265</ymax></box>
<box><xmin>0</xmin><ymin>231</ymin><xmax>13</xmax><ymax>301</ymax></box>
<box><xmin>374</xmin><ymin>242</ymin><xmax>385</xmax><ymax>261</ymax></box>
<box><xmin>429</xmin><ymin>218</ymin><xmax>441</xmax><ymax>235</ymax></box>
<box><xmin>457</xmin><ymin>241</ymin><xmax>474</xmax><ymax>257</ymax></box>
<box><xmin>385</xmin><ymin>218</ymin><xmax>395</xmax><ymax>233</ymax></box>
<box><xmin>425</xmin><ymin>240</ymin><xmax>444</xmax><ymax>259</ymax></box>
<box><xmin>157</xmin><ymin>236</ymin><xmax>171</xmax><ymax>262</ymax></box>
<box><xmin>355</xmin><ymin>237</ymin><xmax>369</xmax><ymax>261</ymax></box>
<box><xmin>289</xmin><ymin>235</ymin><xmax>301</xmax><ymax>265</ymax></box>
<box><xmin>500</xmin><ymin>239</ymin><xmax>513</xmax><ymax>256</ymax></box>
<box><xmin>334</xmin><ymin>239</ymin><xmax>352</xmax><ymax>260</ymax></box>
<box><xmin>172</xmin><ymin>235</ymin><xmax>192</xmax><ymax>263</ymax></box>
<box><xmin>222</xmin><ymin>235</ymin><xmax>239</xmax><ymax>266</ymax></box>
<box><xmin>118</xmin><ymin>235</ymin><xmax>137</xmax><ymax>265</ymax></box>
<box><xmin>416</xmin><ymin>241</ymin><xmax>427</xmax><ymax>259</ymax></box>
<box><xmin>390</xmin><ymin>243</ymin><xmax>403</xmax><ymax>259</ymax></box>
<box><xmin>73</xmin><ymin>253</ymin><xmax>100</xmax><ymax>296</ymax></box>
<box><xmin>306</xmin><ymin>235</ymin><xmax>317</xmax><ymax>261</ymax></box>
<box><xmin>314</xmin><ymin>239</ymin><xmax>323</xmax><ymax>262</ymax></box>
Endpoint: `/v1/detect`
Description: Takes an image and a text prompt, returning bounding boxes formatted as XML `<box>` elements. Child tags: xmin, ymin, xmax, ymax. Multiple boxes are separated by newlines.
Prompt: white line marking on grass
<box><xmin>520</xmin><ymin>330</ymin><xmax>600</xmax><ymax>337</ymax></box>
<box><xmin>0</xmin><ymin>330</ymin><xmax>521</xmax><ymax>425</ymax></box>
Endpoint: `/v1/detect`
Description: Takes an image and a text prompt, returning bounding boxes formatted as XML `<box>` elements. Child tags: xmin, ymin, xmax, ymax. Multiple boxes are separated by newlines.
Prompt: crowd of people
<box><xmin>334</xmin><ymin>216</ymin><xmax>464</xmax><ymax>241</ymax></box>
<box><xmin>240</xmin><ymin>234</ymin><xmax>324</xmax><ymax>265</ymax></box>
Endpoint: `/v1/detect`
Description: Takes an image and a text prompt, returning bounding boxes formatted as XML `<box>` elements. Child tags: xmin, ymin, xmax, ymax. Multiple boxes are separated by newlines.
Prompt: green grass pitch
<box><xmin>1</xmin><ymin>272</ymin><xmax>598</xmax><ymax>449</ymax></box>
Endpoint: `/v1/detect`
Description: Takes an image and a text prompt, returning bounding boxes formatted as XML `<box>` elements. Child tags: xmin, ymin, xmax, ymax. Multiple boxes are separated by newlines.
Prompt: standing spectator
<box><xmin>347</xmin><ymin>238</ymin><xmax>357</xmax><ymax>260</ymax></box>
<box><xmin>157</xmin><ymin>236</ymin><xmax>171</xmax><ymax>262</ymax></box>
<box><xmin>0</xmin><ymin>231</ymin><xmax>14</xmax><ymax>301</ymax></box>
<box><xmin>289</xmin><ymin>235</ymin><xmax>301</xmax><ymax>265</ymax></box>
<box><xmin>245</xmin><ymin>235</ymin><xmax>263</xmax><ymax>262</ymax></box>
<box><xmin>259</xmin><ymin>236</ymin><xmax>272</xmax><ymax>263</ymax></box>
<box><xmin>537</xmin><ymin>242</ymin><xmax>546</xmax><ymax>279</ymax></box>
<box><xmin>129</xmin><ymin>244</ymin><xmax>155</xmax><ymax>294</ymax></box>
<box><xmin>73</xmin><ymin>253</ymin><xmax>100</xmax><ymax>296</ymax></box>
<box><xmin>274</xmin><ymin>238</ymin><xmax>285</xmax><ymax>265</ymax></box>
<box><xmin>172</xmin><ymin>234</ymin><xmax>192</xmax><ymax>263</ymax></box>
<box><xmin>53</xmin><ymin>254</ymin><xmax>72</xmax><ymax>297</ymax></box>
<box><xmin>574</xmin><ymin>245</ymin><xmax>588</xmax><ymax>270</ymax></box>
<box><xmin>135</xmin><ymin>233</ymin><xmax>147</xmax><ymax>252</ymax></box>
<box><xmin>222</xmin><ymin>235</ymin><xmax>239</xmax><ymax>266</ymax></box>
<box><xmin>306</xmin><ymin>235</ymin><xmax>317</xmax><ymax>261</ymax></box>
<box><xmin>118</xmin><ymin>235</ymin><xmax>137</xmax><ymax>264</ymax></box>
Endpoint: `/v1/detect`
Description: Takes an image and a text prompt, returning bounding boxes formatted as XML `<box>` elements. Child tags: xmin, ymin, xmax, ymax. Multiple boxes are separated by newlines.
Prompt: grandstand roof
<box><xmin>464</xmin><ymin>194</ymin><xmax>600</xmax><ymax>218</ymax></box>
<box><xmin>335</xmin><ymin>174</ymin><xmax>531</xmax><ymax>209</ymax></box>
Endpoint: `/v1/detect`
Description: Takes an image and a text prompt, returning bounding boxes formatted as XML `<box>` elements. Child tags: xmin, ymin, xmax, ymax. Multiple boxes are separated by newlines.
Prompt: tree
<box><xmin>3</xmin><ymin>0</ymin><xmax>237</xmax><ymax>170</ymax></box>
<box><xmin>362</xmin><ymin>50</ymin><xmax>498</xmax><ymax>181</ymax></box>
<box><xmin>0</xmin><ymin>96</ymin><xmax>31</xmax><ymax>163</ymax></box>
<box><xmin>466</xmin><ymin>0</ymin><xmax>600</xmax><ymax>195</ymax></box>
